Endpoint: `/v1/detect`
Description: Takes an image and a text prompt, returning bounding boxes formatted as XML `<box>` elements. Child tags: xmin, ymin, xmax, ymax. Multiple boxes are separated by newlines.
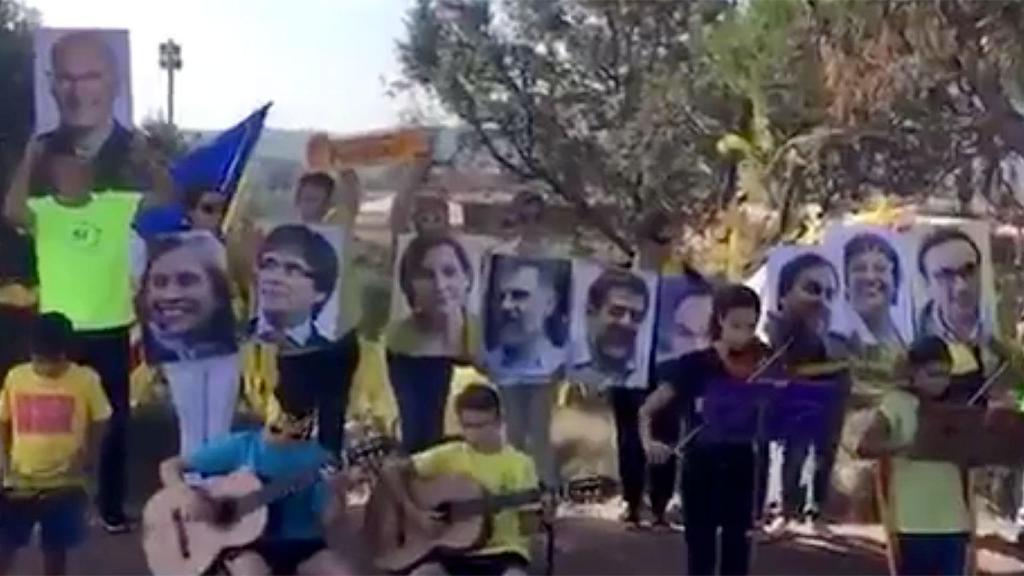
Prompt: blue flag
<box><xmin>135</xmin><ymin>102</ymin><xmax>272</xmax><ymax>238</ymax></box>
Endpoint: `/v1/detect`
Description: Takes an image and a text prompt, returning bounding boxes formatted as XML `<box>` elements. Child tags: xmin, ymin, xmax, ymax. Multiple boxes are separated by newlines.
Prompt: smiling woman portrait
<box><xmin>139</xmin><ymin>231</ymin><xmax>237</xmax><ymax>364</ymax></box>
<box><xmin>842</xmin><ymin>232</ymin><xmax>905</xmax><ymax>347</ymax></box>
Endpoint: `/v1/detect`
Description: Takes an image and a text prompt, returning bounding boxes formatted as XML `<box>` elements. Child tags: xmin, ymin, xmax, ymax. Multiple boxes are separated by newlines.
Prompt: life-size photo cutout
<box><xmin>822</xmin><ymin>224</ymin><xmax>914</xmax><ymax>349</ymax></box>
<box><xmin>655</xmin><ymin>274</ymin><xmax>714</xmax><ymax>363</ymax></box>
<box><xmin>34</xmin><ymin>28</ymin><xmax>133</xmax><ymax>135</ymax></box>
<box><xmin>387</xmin><ymin>233</ymin><xmax>499</xmax><ymax>358</ymax></box>
<box><xmin>32</xmin><ymin>28</ymin><xmax>137</xmax><ymax>194</ymax></box>
<box><xmin>910</xmin><ymin>218</ymin><xmax>997</xmax><ymax>342</ymax></box>
<box><xmin>762</xmin><ymin>245</ymin><xmax>842</xmax><ymax>354</ymax></box>
<box><xmin>482</xmin><ymin>254</ymin><xmax>571</xmax><ymax>383</ymax></box>
<box><xmin>568</xmin><ymin>261</ymin><xmax>658</xmax><ymax>390</ymax></box>
<box><xmin>250</xmin><ymin>222</ymin><xmax>344</xmax><ymax>352</ymax></box>
<box><xmin>138</xmin><ymin>231</ymin><xmax>238</xmax><ymax>364</ymax></box>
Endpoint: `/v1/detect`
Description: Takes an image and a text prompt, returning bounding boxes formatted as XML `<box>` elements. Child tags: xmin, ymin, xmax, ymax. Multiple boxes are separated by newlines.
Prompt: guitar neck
<box><xmin>233</xmin><ymin>468</ymin><xmax>323</xmax><ymax>518</ymax></box>
<box><xmin>448</xmin><ymin>489</ymin><xmax>541</xmax><ymax>519</ymax></box>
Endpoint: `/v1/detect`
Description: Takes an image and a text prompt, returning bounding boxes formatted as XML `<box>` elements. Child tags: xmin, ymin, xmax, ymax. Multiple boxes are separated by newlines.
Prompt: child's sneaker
<box><xmin>762</xmin><ymin>515</ymin><xmax>792</xmax><ymax>538</ymax></box>
<box><xmin>803</xmin><ymin>509</ymin><xmax>833</xmax><ymax>536</ymax></box>
<box><xmin>100</xmin><ymin>513</ymin><xmax>130</xmax><ymax>535</ymax></box>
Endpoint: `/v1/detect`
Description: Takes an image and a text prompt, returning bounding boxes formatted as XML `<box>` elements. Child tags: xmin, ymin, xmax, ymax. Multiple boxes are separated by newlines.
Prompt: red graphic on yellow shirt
<box><xmin>14</xmin><ymin>394</ymin><xmax>75</xmax><ymax>434</ymax></box>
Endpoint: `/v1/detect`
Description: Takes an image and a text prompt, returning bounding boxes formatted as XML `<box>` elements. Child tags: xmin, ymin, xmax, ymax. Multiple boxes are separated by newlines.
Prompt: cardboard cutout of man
<box><xmin>252</xmin><ymin>224</ymin><xmax>339</xmax><ymax>351</ymax></box>
<box><xmin>485</xmin><ymin>257</ymin><xmax>566</xmax><ymax>379</ymax></box>
<box><xmin>32</xmin><ymin>30</ymin><xmax>138</xmax><ymax>194</ymax></box>
<box><xmin>572</xmin><ymin>269</ymin><xmax>652</xmax><ymax>389</ymax></box>
<box><xmin>916</xmin><ymin>227</ymin><xmax>985</xmax><ymax>343</ymax></box>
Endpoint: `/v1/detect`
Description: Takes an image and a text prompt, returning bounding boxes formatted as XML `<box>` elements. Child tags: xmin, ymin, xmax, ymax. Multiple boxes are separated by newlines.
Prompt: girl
<box><xmin>640</xmin><ymin>284</ymin><xmax>769</xmax><ymax>575</ymax></box>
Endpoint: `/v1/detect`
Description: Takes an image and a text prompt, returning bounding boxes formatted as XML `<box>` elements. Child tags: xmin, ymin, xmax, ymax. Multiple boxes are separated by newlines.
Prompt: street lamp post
<box><xmin>158</xmin><ymin>40</ymin><xmax>182</xmax><ymax>125</ymax></box>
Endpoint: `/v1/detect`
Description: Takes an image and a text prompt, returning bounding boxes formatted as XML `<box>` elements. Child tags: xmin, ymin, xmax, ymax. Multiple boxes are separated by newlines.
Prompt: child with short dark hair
<box><xmin>158</xmin><ymin>382</ymin><xmax>355</xmax><ymax>576</ymax></box>
<box><xmin>0</xmin><ymin>312</ymin><xmax>111</xmax><ymax>575</ymax></box>
<box><xmin>857</xmin><ymin>336</ymin><xmax>971</xmax><ymax>576</ymax></box>
<box><xmin>380</xmin><ymin>383</ymin><xmax>543</xmax><ymax>576</ymax></box>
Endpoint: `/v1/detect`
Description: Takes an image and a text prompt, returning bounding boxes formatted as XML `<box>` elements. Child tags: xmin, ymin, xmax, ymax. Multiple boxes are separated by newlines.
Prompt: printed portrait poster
<box><xmin>251</xmin><ymin>221</ymin><xmax>345</xmax><ymax>352</ymax></box>
<box><xmin>388</xmin><ymin>233</ymin><xmax>500</xmax><ymax>358</ymax></box>
<box><xmin>823</xmin><ymin>223</ymin><xmax>915</xmax><ymax>349</ymax></box>
<box><xmin>568</xmin><ymin>261</ymin><xmax>658</xmax><ymax>390</ymax></box>
<box><xmin>482</xmin><ymin>254</ymin><xmax>571</xmax><ymax>384</ymax></box>
<box><xmin>761</xmin><ymin>245</ymin><xmax>841</xmax><ymax>351</ymax></box>
<box><xmin>34</xmin><ymin>28</ymin><xmax>133</xmax><ymax>135</ymax></box>
<box><xmin>656</xmin><ymin>274</ymin><xmax>714</xmax><ymax>363</ymax></box>
<box><xmin>32</xmin><ymin>28</ymin><xmax>137</xmax><ymax>194</ymax></box>
<box><xmin>137</xmin><ymin>231</ymin><xmax>237</xmax><ymax>364</ymax></box>
<box><xmin>910</xmin><ymin>218</ymin><xmax>997</xmax><ymax>342</ymax></box>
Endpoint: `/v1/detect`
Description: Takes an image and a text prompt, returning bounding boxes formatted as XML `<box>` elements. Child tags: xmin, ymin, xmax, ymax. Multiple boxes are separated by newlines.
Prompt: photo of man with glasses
<box><xmin>32</xmin><ymin>29</ymin><xmax>138</xmax><ymax>194</ymax></box>
<box><xmin>251</xmin><ymin>223</ymin><xmax>341</xmax><ymax>351</ymax></box>
<box><xmin>916</xmin><ymin>226</ymin><xmax>989</xmax><ymax>343</ymax></box>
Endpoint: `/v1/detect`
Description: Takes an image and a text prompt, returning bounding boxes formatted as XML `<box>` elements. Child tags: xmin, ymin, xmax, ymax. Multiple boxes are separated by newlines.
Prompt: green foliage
<box><xmin>399</xmin><ymin>0</ymin><xmax>741</xmax><ymax>251</ymax></box>
<box><xmin>141</xmin><ymin>116</ymin><xmax>194</xmax><ymax>163</ymax></box>
<box><xmin>398</xmin><ymin>0</ymin><xmax>1024</xmax><ymax>266</ymax></box>
<box><xmin>0</xmin><ymin>0</ymin><xmax>37</xmax><ymax>194</ymax></box>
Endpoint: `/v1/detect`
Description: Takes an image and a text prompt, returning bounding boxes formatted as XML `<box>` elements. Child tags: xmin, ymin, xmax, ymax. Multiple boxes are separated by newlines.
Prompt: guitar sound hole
<box><xmin>212</xmin><ymin>499</ymin><xmax>238</xmax><ymax>527</ymax></box>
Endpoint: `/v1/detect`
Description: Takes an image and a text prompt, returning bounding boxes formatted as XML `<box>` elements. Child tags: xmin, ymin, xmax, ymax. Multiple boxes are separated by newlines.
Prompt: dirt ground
<box><xmin>9</xmin><ymin>401</ymin><xmax>1024</xmax><ymax>575</ymax></box>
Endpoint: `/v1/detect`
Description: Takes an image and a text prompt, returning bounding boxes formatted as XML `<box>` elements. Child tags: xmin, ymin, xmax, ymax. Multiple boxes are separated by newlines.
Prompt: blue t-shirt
<box><xmin>184</xmin><ymin>430</ymin><xmax>330</xmax><ymax>541</ymax></box>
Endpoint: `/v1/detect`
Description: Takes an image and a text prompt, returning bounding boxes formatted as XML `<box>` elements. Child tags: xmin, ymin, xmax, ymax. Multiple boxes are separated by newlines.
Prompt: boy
<box><xmin>158</xmin><ymin>382</ymin><xmax>355</xmax><ymax>575</ymax></box>
<box><xmin>856</xmin><ymin>336</ymin><xmax>972</xmax><ymax>576</ymax></box>
<box><xmin>0</xmin><ymin>312</ymin><xmax>111</xmax><ymax>575</ymax></box>
<box><xmin>5</xmin><ymin>136</ymin><xmax>175</xmax><ymax>533</ymax></box>
<box><xmin>381</xmin><ymin>383</ymin><xmax>547</xmax><ymax>576</ymax></box>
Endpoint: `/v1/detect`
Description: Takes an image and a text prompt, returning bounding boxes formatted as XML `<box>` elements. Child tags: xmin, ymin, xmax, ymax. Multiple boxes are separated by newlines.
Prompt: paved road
<box><xmin>9</xmin><ymin>403</ymin><xmax>1024</xmax><ymax>574</ymax></box>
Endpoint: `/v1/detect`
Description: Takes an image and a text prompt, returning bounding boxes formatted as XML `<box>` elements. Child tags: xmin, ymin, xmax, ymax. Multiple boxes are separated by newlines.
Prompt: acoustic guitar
<box><xmin>142</xmin><ymin>436</ymin><xmax>391</xmax><ymax>576</ymax></box>
<box><xmin>363</xmin><ymin>474</ymin><xmax>614</xmax><ymax>573</ymax></box>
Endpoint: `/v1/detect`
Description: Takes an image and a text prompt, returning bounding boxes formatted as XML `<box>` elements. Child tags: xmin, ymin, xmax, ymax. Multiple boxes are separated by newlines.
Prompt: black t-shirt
<box><xmin>654</xmin><ymin>348</ymin><xmax>732</xmax><ymax>431</ymax></box>
<box><xmin>29</xmin><ymin>122</ymin><xmax>147</xmax><ymax>195</ymax></box>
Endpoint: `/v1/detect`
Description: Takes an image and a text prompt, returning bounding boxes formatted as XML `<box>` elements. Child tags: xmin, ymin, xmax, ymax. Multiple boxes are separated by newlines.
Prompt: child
<box><xmin>0</xmin><ymin>312</ymin><xmax>111</xmax><ymax>575</ymax></box>
<box><xmin>856</xmin><ymin>336</ymin><xmax>971</xmax><ymax>576</ymax></box>
<box><xmin>158</xmin><ymin>381</ymin><xmax>355</xmax><ymax>575</ymax></box>
<box><xmin>380</xmin><ymin>383</ymin><xmax>549</xmax><ymax>576</ymax></box>
<box><xmin>641</xmin><ymin>284</ymin><xmax>769</xmax><ymax>576</ymax></box>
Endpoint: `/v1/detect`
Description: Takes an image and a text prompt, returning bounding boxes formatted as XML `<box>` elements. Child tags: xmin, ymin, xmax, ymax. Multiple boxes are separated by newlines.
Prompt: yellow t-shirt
<box><xmin>412</xmin><ymin>441</ymin><xmax>538</xmax><ymax>558</ymax></box>
<box><xmin>879</xmin><ymin>389</ymin><xmax>970</xmax><ymax>534</ymax></box>
<box><xmin>29</xmin><ymin>192</ymin><xmax>142</xmax><ymax>330</ymax></box>
<box><xmin>0</xmin><ymin>363</ymin><xmax>112</xmax><ymax>489</ymax></box>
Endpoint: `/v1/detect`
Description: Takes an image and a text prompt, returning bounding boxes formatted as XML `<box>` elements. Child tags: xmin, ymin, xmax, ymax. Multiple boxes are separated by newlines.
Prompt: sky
<box><xmin>28</xmin><ymin>0</ymin><xmax>414</xmax><ymax>133</ymax></box>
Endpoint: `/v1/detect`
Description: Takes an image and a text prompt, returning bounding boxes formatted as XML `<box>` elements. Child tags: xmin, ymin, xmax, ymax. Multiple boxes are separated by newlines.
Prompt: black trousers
<box><xmin>71</xmin><ymin>326</ymin><xmax>130</xmax><ymax>521</ymax></box>
<box><xmin>682</xmin><ymin>443</ymin><xmax>756</xmax><ymax>576</ymax></box>
<box><xmin>276</xmin><ymin>330</ymin><xmax>360</xmax><ymax>454</ymax></box>
<box><xmin>610</xmin><ymin>387</ymin><xmax>680</xmax><ymax>517</ymax></box>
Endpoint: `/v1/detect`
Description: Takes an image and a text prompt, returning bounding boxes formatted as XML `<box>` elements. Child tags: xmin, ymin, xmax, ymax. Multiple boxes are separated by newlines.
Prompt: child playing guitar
<box><xmin>378</xmin><ymin>383</ymin><xmax>553</xmax><ymax>576</ymax></box>
<box><xmin>157</xmin><ymin>383</ymin><xmax>355</xmax><ymax>575</ymax></box>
